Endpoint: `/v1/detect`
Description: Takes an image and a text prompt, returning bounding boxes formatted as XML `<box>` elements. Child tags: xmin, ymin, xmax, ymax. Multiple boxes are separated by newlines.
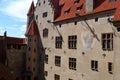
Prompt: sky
<box><xmin>0</xmin><ymin>0</ymin><xmax>37</xmax><ymax>38</ymax></box>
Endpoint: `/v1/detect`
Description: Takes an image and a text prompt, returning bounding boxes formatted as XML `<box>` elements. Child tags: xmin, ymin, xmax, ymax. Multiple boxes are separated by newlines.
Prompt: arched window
<box><xmin>43</xmin><ymin>28</ymin><xmax>48</xmax><ymax>38</ymax></box>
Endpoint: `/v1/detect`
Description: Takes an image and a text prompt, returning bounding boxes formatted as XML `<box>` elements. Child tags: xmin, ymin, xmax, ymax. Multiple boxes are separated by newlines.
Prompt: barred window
<box><xmin>55</xmin><ymin>36</ymin><xmax>62</xmax><ymax>48</ymax></box>
<box><xmin>102</xmin><ymin>33</ymin><xmax>113</xmax><ymax>51</ymax></box>
<box><xmin>43</xmin><ymin>28</ymin><xmax>48</xmax><ymax>38</ymax></box>
<box><xmin>108</xmin><ymin>62</ymin><xmax>113</xmax><ymax>74</ymax></box>
<box><xmin>45</xmin><ymin>55</ymin><xmax>48</xmax><ymax>64</ymax></box>
<box><xmin>68</xmin><ymin>35</ymin><xmax>77</xmax><ymax>49</ymax></box>
<box><xmin>55</xmin><ymin>56</ymin><xmax>61</xmax><ymax>67</ymax></box>
<box><xmin>54</xmin><ymin>74</ymin><xmax>60</xmax><ymax>80</ymax></box>
<box><xmin>69</xmin><ymin>58</ymin><xmax>76</xmax><ymax>70</ymax></box>
<box><xmin>91</xmin><ymin>60</ymin><xmax>98</xmax><ymax>71</ymax></box>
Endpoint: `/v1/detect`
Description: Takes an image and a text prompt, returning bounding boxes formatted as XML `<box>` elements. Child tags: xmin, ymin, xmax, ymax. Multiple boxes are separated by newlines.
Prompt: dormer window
<box><xmin>74</xmin><ymin>0</ymin><xmax>80</xmax><ymax>5</ymax></box>
<box><xmin>109</xmin><ymin>0</ymin><xmax>115</xmax><ymax>2</ymax></box>
<box><xmin>64</xmin><ymin>8</ymin><xmax>70</xmax><ymax>15</ymax></box>
<box><xmin>76</xmin><ymin>4</ymin><xmax>83</xmax><ymax>12</ymax></box>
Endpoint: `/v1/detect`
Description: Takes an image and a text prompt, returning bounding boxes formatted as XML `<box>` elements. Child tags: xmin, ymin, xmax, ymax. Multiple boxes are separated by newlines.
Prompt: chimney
<box><xmin>86</xmin><ymin>0</ymin><xmax>94</xmax><ymax>13</ymax></box>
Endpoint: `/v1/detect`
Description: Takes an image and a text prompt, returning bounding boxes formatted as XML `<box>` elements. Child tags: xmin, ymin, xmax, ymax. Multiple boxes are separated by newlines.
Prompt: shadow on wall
<box><xmin>38</xmin><ymin>33</ymin><xmax>46</xmax><ymax>80</ymax></box>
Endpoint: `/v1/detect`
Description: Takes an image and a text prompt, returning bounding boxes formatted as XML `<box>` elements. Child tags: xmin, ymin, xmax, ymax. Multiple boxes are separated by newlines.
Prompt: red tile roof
<box><xmin>25</xmin><ymin>20</ymin><xmax>39</xmax><ymax>36</ymax></box>
<box><xmin>0</xmin><ymin>36</ymin><xmax>26</xmax><ymax>63</ymax></box>
<box><xmin>113</xmin><ymin>5</ymin><xmax>120</xmax><ymax>22</ymax></box>
<box><xmin>6</xmin><ymin>37</ymin><xmax>25</xmax><ymax>44</ymax></box>
<box><xmin>27</xmin><ymin>1</ymin><xmax>35</xmax><ymax>16</ymax></box>
<box><xmin>0</xmin><ymin>63</ymin><xmax>15</xmax><ymax>80</ymax></box>
<box><xmin>51</xmin><ymin>0</ymin><xmax>120</xmax><ymax>22</ymax></box>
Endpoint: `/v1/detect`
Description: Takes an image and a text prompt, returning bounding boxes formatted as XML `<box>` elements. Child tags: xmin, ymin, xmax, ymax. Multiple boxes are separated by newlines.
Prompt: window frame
<box><xmin>54</xmin><ymin>74</ymin><xmax>60</xmax><ymax>80</ymax></box>
<box><xmin>55</xmin><ymin>56</ymin><xmax>61</xmax><ymax>67</ymax></box>
<box><xmin>55</xmin><ymin>36</ymin><xmax>62</xmax><ymax>49</ymax></box>
<box><xmin>91</xmin><ymin>60</ymin><xmax>98</xmax><ymax>71</ymax></box>
<box><xmin>43</xmin><ymin>12</ymin><xmax>48</xmax><ymax>18</ymax></box>
<box><xmin>68</xmin><ymin>35</ymin><xmax>77</xmax><ymax>49</ymax></box>
<box><xmin>43</xmin><ymin>28</ymin><xmax>48</xmax><ymax>38</ymax></box>
<box><xmin>108</xmin><ymin>62</ymin><xmax>113</xmax><ymax>74</ymax></box>
<box><xmin>45</xmin><ymin>55</ymin><xmax>48</xmax><ymax>64</ymax></box>
<box><xmin>101</xmin><ymin>33</ymin><xmax>113</xmax><ymax>51</ymax></box>
<box><xmin>69</xmin><ymin>58</ymin><xmax>77</xmax><ymax>70</ymax></box>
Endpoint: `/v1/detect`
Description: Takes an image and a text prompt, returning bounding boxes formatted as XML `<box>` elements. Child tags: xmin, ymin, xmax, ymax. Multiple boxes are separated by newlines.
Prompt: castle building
<box><xmin>0</xmin><ymin>34</ymin><xmax>26</xmax><ymax>80</ymax></box>
<box><xmin>26</xmin><ymin>0</ymin><xmax>120</xmax><ymax>80</ymax></box>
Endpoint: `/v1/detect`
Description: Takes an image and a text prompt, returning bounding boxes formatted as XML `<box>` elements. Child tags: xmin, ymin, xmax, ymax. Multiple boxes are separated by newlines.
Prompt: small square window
<box><xmin>43</xmin><ymin>12</ymin><xmax>48</xmax><ymax>18</ymax></box>
<box><xmin>74</xmin><ymin>21</ymin><xmax>77</xmax><ymax>25</ymax></box>
<box><xmin>95</xmin><ymin>17</ymin><xmax>98</xmax><ymax>22</ymax></box>
<box><xmin>54</xmin><ymin>74</ymin><xmax>60</xmax><ymax>80</ymax></box>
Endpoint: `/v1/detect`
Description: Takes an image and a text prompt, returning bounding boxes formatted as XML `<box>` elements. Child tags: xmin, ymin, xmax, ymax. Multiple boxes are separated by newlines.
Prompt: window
<box><xmin>54</xmin><ymin>74</ymin><xmax>60</xmax><ymax>80</ymax></box>
<box><xmin>33</xmin><ymin>67</ymin><xmax>35</xmax><ymax>72</ymax></box>
<box><xmin>59</xmin><ymin>24</ymin><xmax>62</xmax><ymax>27</ymax></box>
<box><xmin>43</xmin><ymin>1</ymin><xmax>45</xmax><ymax>4</ymax></box>
<box><xmin>95</xmin><ymin>17</ymin><xmax>98</xmax><ymax>22</ymax></box>
<box><xmin>43</xmin><ymin>28</ymin><xmax>48</xmax><ymax>38</ymax></box>
<box><xmin>33</xmin><ymin>58</ymin><xmax>36</xmax><ymax>62</ymax></box>
<box><xmin>45</xmin><ymin>55</ymin><xmax>48</xmax><ymax>64</ymax></box>
<box><xmin>74</xmin><ymin>21</ymin><xmax>77</xmax><ymax>25</ymax></box>
<box><xmin>76</xmin><ymin>4</ymin><xmax>83</xmax><ymax>12</ymax></box>
<box><xmin>44</xmin><ymin>71</ymin><xmax>48</xmax><ymax>76</ymax></box>
<box><xmin>74</xmin><ymin>0</ymin><xmax>79</xmax><ymax>5</ymax></box>
<box><xmin>36</xmin><ymin>15</ymin><xmax>38</xmax><ymax>20</ymax></box>
<box><xmin>69</xmin><ymin>58</ymin><xmax>76</xmax><ymax>70</ymax></box>
<box><xmin>116</xmin><ymin>26</ymin><xmax>120</xmax><ymax>31</ymax></box>
<box><xmin>64</xmin><ymin>8</ymin><xmax>70</xmax><ymax>15</ymax></box>
<box><xmin>102</xmin><ymin>33</ymin><xmax>113</xmax><ymax>51</ymax></box>
<box><xmin>28</xmin><ymin>57</ymin><xmax>31</xmax><ymax>61</ymax></box>
<box><xmin>108</xmin><ymin>62</ymin><xmax>113</xmax><ymax>74</ymax></box>
<box><xmin>55</xmin><ymin>56</ymin><xmax>61</xmax><ymax>67</ymax></box>
<box><xmin>91</xmin><ymin>60</ymin><xmax>98</xmax><ymax>71</ymax></box>
<box><xmin>28</xmin><ymin>67</ymin><xmax>30</xmax><ymax>70</ymax></box>
<box><xmin>109</xmin><ymin>0</ymin><xmax>115</xmax><ymax>2</ymax></box>
<box><xmin>39</xmin><ymin>3</ymin><xmax>41</xmax><ymax>6</ymax></box>
<box><xmin>34</xmin><ymin>48</ymin><xmax>36</xmax><ymax>52</ymax></box>
<box><xmin>28</xmin><ymin>47</ymin><xmax>31</xmax><ymax>51</ymax></box>
<box><xmin>43</xmin><ymin>12</ymin><xmax>47</xmax><ymax>18</ymax></box>
<box><xmin>55</xmin><ymin>36</ymin><xmax>62</xmax><ymax>48</ymax></box>
<box><xmin>68</xmin><ymin>35</ymin><xmax>77</xmax><ymax>49</ymax></box>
